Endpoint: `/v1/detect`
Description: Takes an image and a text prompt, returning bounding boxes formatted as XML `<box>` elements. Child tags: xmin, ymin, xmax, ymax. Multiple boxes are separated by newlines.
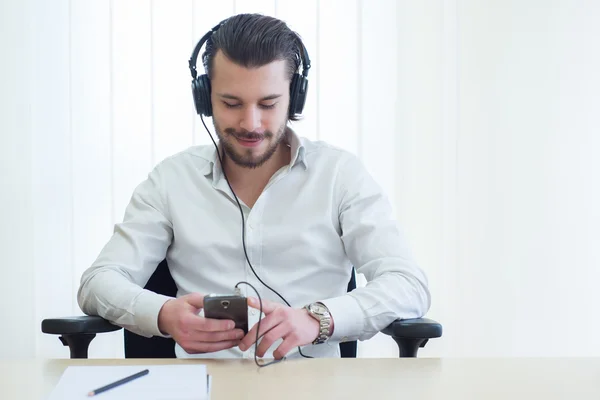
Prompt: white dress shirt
<box><xmin>77</xmin><ymin>128</ymin><xmax>431</xmax><ymax>359</ymax></box>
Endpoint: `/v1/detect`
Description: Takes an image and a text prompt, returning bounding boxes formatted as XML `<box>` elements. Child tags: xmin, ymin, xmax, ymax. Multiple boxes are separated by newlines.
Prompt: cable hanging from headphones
<box><xmin>199</xmin><ymin>115</ymin><xmax>313</xmax><ymax>363</ymax></box>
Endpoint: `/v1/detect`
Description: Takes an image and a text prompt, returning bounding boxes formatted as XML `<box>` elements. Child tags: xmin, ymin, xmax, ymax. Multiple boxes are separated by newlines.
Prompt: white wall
<box><xmin>1</xmin><ymin>0</ymin><xmax>599</xmax><ymax>359</ymax></box>
<box><xmin>399</xmin><ymin>0</ymin><xmax>600</xmax><ymax>358</ymax></box>
<box><xmin>0</xmin><ymin>0</ymin><xmax>35</xmax><ymax>359</ymax></box>
<box><xmin>453</xmin><ymin>0</ymin><xmax>600</xmax><ymax>356</ymax></box>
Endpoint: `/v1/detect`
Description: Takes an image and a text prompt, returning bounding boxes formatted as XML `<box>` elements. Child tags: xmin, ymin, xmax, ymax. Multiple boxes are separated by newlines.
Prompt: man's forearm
<box><xmin>77</xmin><ymin>268</ymin><xmax>172</xmax><ymax>338</ymax></box>
<box><xmin>318</xmin><ymin>269</ymin><xmax>430</xmax><ymax>343</ymax></box>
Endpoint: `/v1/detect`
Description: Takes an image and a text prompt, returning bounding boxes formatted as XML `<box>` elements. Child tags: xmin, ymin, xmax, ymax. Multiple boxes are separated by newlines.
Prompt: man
<box><xmin>77</xmin><ymin>13</ymin><xmax>430</xmax><ymax>360</ymax></box>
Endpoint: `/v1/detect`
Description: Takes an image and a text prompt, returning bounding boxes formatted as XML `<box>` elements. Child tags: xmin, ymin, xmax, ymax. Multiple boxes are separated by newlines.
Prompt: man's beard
<box><xmin>213</xmin><ymin>121</ymin><xmax>287</xmax><ymax>169</ymax></box>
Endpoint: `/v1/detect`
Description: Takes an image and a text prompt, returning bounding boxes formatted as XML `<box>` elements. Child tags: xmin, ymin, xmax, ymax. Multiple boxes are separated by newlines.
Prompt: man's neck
<box><xmin>222</xmin><ymin>142</ymin><xmax>291</xmax><ymax>189</ymax></box>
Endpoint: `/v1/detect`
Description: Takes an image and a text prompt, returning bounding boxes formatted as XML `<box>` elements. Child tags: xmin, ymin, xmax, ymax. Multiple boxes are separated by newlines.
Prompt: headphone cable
<box><xmin>200</xmin><ymin>115</ymin><xmax>313</xmax><ymax>365</ymax></box>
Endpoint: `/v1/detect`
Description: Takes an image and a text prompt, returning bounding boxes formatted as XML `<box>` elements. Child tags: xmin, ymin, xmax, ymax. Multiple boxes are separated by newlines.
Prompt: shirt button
<box><xmin>250</xmin><ymin>309</ymin><xmax>257</xmax><ymax>316</ymax></box>
<box><xmin>342</xmin><ymin>336</ymin><xmax>349</xmax><ymax>342</ymax></box>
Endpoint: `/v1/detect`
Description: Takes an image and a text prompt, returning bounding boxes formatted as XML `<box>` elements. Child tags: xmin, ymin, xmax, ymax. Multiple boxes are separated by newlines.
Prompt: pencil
<box><xmin>87</xmin><ymin>368</ymin><xmax>149</xmax><ymax>396</ymax></box>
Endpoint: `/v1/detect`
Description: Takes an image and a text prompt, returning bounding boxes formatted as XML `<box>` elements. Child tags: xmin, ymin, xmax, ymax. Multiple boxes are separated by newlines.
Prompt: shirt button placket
<box><xmin>246</xmin><ymin>206</ymin><xmax>259</xmax><ymax>273</ymax></box>
<box><xmin>246</xmin><ymin>199</ymin><xmax>264</xmax><ymax>313</ymax></box>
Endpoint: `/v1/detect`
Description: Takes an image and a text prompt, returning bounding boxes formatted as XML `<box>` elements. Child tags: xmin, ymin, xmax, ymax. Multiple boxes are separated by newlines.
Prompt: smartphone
<box><xmin>203</xmin><ymin>294</ymin><xmax>249</xmax><ymax>334</ymax></box>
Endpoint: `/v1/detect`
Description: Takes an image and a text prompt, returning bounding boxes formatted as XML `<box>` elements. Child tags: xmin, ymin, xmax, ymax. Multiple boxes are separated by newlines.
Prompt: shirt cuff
<box><xmin>319</xmin><ymin>294</ymin><xmax>364</xmax><ymax>343</ymax></box>
<box><xmin>133</xmin><ymin>289</ymin><xmax>174</xmax><ymax>338</ymax></box>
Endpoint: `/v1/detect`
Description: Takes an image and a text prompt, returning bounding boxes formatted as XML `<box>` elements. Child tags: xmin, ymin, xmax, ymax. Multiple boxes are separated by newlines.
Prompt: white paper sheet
<box><xmin>47</xmin><ymin>365</ymin><xmax>209</xmax><ymax>400</ymax></box>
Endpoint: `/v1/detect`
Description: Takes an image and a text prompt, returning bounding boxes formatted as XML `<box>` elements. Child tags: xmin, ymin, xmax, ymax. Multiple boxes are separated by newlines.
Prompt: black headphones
<box><xmin>188</xmin><ymin>18</ymin><xmax>311</xmax><ymax>119</ymax></box>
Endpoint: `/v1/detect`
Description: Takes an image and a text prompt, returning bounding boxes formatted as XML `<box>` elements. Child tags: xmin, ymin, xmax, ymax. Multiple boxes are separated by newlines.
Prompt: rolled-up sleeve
<box><xmin>320</xmin><ymin>154</ymin><xmax>431</xmax><ymax>342</ymax></box>
<box><xmin>77</xmin><ymin>162</ymin><xmax>175</xmax><ymax>338</ymax></box>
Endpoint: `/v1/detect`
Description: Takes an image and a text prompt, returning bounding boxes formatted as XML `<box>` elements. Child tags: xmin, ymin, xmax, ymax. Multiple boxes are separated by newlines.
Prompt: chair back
<box><xmin>124</xmin><ymin>259</ymin><xmax>176</xmax><ymax>358</ymax></box>
<box><xmin>124</xmin><ymin>260</ymin><xmax>358</xmax><ymax>358</ymax></box>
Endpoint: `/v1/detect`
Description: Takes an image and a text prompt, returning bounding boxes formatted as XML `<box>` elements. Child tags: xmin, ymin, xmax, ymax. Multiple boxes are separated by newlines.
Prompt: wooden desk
<box><xmin>1</xmin><ymin>358</ymin><xmax>599</xmax><ymax>399</ymax></box>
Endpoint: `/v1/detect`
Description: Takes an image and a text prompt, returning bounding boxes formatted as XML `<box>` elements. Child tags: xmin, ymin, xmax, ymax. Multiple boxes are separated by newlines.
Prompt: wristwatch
<box><xmin>304</xmin><ymin>302</ymin><xmax>332</xmax><ymax>345</ymax></box>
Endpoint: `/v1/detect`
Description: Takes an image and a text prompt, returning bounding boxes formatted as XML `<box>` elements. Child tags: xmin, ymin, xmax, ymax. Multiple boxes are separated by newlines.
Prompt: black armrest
<box><xmin>41</xmin><ymin>316</ymin><xmax>121</xmax><ymax>358</ymax></box>
<box><xmin>382</xmin><ymin>317</ymin><xmax>442</xmax><ymax>339</ymax></box>
<box><xmin>382</xmin><ymin>318</ymin><xmax>442</xmax><ymax>357</ymax></box>
<box><xmin>41</xmin><ymin>316</ymin><xmax>122</xmax><ymax>335</ymax></box>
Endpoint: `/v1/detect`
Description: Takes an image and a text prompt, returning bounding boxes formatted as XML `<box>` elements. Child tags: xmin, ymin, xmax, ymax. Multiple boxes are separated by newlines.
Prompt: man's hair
<box><xmin>202</xmin><ymin>13</ymin><xmax>303</xmax><ymax>119</ymax></box>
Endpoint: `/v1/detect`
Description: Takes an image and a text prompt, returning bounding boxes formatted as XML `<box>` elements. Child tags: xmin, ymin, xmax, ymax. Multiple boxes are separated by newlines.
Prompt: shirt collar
<box><xmin>286</xmin><ymin>127</ymin><xmax>308</xmax><ymax>171</ymax></box>
<box><xmin>202</xmin><ymin>127</ymin><xmax>308</xmax><ymax>179</ymax></box>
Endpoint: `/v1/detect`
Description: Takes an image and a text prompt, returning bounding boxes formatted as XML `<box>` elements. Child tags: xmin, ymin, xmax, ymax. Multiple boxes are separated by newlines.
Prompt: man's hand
<box><xmin>157</xmin><ymin>293</ymin><xmax>245</xmax><ymax>354</ymax></box>
<box><xmin>238</xmin><ymin>297</ymin><xmax>320</xmax><ymax>360</ymax></box>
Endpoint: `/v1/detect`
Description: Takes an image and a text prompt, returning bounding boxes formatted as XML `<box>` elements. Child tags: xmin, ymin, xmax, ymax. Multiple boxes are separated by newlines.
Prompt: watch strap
<box><xmin>305</xmin><ymin>302</ymin><xmax>332</xmax><ymax>345</ymax></box>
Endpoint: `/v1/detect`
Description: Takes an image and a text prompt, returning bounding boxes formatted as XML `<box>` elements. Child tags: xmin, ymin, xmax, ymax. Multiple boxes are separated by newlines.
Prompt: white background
<box><xmin>1</xmin><ymin>0</ymin><xmax>599</xmax><ymax>359</ymax></box>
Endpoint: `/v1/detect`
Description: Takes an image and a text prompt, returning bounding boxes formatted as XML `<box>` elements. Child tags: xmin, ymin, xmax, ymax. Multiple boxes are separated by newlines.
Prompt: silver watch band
<box><xmin>305</xmin><ymin>302</ymin><xmax>332</xmax><ymax>345</ymax></box>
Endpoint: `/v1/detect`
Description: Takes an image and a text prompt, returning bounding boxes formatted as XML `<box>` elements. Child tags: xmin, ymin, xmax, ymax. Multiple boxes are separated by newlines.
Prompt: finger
<box><xmin>247</xmin><ymin>297</ymin><xmax>281</xmax><ymax>314</ymax></box>
<box><xmin>239</xmin><ymin>312</ymin><xmax>282</xmax><ymax>351</ymax></box>
<box><xmin>181</xmin><ymin>314</ymin><xmax>235</xmax><ymax>333</ymax></box>
<box><xmin>181</xmin><ymin>340</ymin><xmax>241</xmax><ymax>354</ymax></box>
<box><xmin>256</xmin><ymin>323</ymin><xmax>288</xmax><ymax>358</ymax></box>
<box><xmin>199</xmin><ymin>317</ymin><xmax>237</xmax><ymax>332</ymax></box>
<box><xmin>273</xmin><ymin>336</ymin><xmax>298</xmax><ymax>360</ymax></box>
<box><xmin>191</xmin><ymin>329</ymin><xmax>245</xmax><ymax>343</ymax></box>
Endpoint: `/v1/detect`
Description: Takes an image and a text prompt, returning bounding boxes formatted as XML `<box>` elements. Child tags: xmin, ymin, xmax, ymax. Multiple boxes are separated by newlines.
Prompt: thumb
<box><xmin>183</xmin><ymin>292</ymin><xmax>205</xmax><ymax>310</ymax></box>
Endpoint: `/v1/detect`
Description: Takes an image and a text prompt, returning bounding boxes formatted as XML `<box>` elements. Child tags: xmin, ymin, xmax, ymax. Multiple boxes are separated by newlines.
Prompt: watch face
<box><xmin>310</xmin><ymin>303</ymin><xmax>326</xmax><ymax>315</ymax></box>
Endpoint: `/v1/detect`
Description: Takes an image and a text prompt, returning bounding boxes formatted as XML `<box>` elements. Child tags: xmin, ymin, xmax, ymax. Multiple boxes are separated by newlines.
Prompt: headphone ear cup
<box><xmin>191</xmin><ymin>78</ymin><xmax>203</xmax><ymax>115</ymax></box>
<box><xmin>288</xmin><ymin>74</ymin><xmax>299</xmax><ymax>118</ymax></box>
<box><xmin>199</xmin><ymin>75</ymin><xmax>212</xmax><ymax>117</ymax></box>
<box><xmin>288</xmin><ymin>73</ymin><xmax>308</xmax><ymax>119</ymax></box>
<box><xmin>191</xmin><ymin>74</ymin><xmax>212</xmax><ymax>116</ymax></box>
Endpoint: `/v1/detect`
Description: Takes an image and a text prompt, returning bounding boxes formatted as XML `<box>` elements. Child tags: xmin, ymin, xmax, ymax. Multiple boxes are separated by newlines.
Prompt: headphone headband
<box><xmin>188</xmin><ymin>22</ymin><xmax>222</xmax><ymax>80</ymax></box>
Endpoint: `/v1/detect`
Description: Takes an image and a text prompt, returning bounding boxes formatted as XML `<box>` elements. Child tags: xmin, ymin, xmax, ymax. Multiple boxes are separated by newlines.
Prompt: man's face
<box><xmin>210</xmin><ymin>50</ymin><xmax>290</xmax><ymax>169</ymax></box>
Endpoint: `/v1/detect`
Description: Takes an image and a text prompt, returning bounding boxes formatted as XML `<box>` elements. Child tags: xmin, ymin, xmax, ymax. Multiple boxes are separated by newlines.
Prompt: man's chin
<box><xmin>224</xmin><ymin>148</ymin><xmax>268</xmax><ymax>169</ymax></box>
<box><xmin>230</xmin><ymin>157</ymin><xmax>266</xmax><ymax>169</ymax></box>
<box><xmin>219</xmin><ymin>127</ymin><xmax>286</xmax><ymax>169</ymax></box>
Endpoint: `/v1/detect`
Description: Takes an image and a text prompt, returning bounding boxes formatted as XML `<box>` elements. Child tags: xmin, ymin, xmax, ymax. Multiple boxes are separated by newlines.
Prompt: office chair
<box><xmin>41</xmin><ymin>260</ymin><xmax>442</xmax><ymax>359</ymax></box>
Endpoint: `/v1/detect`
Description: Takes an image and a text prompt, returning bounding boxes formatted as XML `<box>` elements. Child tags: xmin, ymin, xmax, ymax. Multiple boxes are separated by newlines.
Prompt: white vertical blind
<box><xmin>1</xmin><ymin>0</ymin><xmax>35</xmax><ymax>361</ymax></box>
<box><xmin>70</xmin><ymin>0</ymin><xmax>113</xmax><ymax>306</ymax></box>
<box><xmin>234</xmin><ymin>0</ymin><xmax>275</xmax><ymax>15</ymax></box>
<box><xmin>112</xmin><ymin>0</ymin><xmax>153</xmax><ymax>223</ymax></box>
<box><xmin>30</xmin><ymin>0</ymin><xmax>74</xmax><ymax>359</ymax></box>
<box><xmin>69</xmin><ymin>0</ymin><xmax>119</xmax><ymax>357</ymax></box>
<box><xmin>152</xmin><ymin>2</ymin><xmax>195</xmax><ymax>165</ymax></box>
<box><xmin>318</xmin><ymin>0</ymin><xmax>360</xmax><ymax>154</ymax></box>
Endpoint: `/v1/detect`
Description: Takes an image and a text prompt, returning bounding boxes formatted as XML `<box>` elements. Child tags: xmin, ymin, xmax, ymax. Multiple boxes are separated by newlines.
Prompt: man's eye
<box><xmin>222</xmin><ymin>102</ymin><xmax>276</xmax><ymax>109</ymax></box>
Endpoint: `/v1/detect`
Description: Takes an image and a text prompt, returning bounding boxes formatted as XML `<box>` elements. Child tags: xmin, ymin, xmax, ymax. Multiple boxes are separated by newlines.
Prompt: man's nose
<box><xmin>239</xmin><ymin>106</ymin><xmax>262</xmax><ymax>133</ymax></box>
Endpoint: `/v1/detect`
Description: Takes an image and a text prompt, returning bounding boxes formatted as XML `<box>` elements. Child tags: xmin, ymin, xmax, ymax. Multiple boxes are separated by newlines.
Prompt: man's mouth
<box><xmin>235</xmin><ymin>136</ymin><xmax>264</xmax><ymax>147</ymax></box>
<box><xmin>236</xmin><ymin>136</ymin><xmax>261</xmax><ymax>141</ymax></box>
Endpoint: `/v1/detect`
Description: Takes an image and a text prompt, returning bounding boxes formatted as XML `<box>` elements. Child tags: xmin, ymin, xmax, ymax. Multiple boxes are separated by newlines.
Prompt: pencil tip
<box><xmin>88</xmin><ymin>392</ymin><xmax>94</xmax><ymax>397</ymax></box>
